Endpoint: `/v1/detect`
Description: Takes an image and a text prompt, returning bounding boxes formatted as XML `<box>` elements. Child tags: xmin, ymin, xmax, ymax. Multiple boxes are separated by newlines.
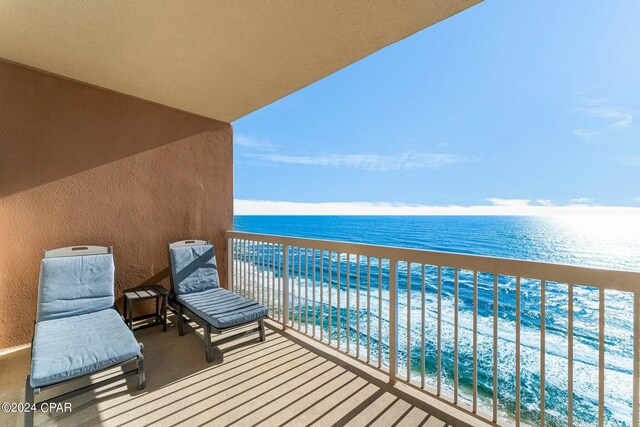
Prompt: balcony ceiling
<box><xmin>0</xmin><ymin>0</ymin><xmax>480</xmax><ymax>122</ymax></box>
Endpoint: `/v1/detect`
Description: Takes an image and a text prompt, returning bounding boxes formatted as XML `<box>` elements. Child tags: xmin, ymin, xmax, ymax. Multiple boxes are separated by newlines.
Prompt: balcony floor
<box><xmin>0</xmin><ymin>316</ymin><xmax>478</xmax><ymax>426</ymax></box>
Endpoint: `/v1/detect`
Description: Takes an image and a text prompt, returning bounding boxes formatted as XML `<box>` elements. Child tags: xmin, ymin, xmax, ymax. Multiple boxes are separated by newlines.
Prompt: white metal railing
<box><xmin>225</xmin><ymin>230</ymin><xmax>640</xmax><ymax>427</ymax></box>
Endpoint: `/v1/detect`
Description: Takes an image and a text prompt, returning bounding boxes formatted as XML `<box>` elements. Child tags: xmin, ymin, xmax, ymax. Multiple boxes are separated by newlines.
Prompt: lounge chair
<box><xmin>169</xmin><ymin>240</ymin><xmax>268</xmax><ymax>362</ymax></box>
<box><xmin>25</xmin><ymin>246</ymin><xmax>144</xmax><ymax>427</ymax></box>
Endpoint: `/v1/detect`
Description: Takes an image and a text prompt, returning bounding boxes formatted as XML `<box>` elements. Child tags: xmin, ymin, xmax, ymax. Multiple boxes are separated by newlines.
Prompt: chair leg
<box><xmin>137</xmin><ymin>343</ymin><xmax>146</xmax><ymax>390</ymax></box>
<box><xmin>258</xmin><ymin>319</ymin><xmax>266</xmax><ymax>342</ymax></box>
<box><xmin>204</xmin><ymin>324</ymin><xmax>214</xmax><ymax>362</ymax></box>
<box><xmin>24</xmin><ymin>376</ymin><xmax>34</xmax><ymax>427</ymax></box>
<box><xmin>178</xmin><ymin>305</ymin><xmax>185</xmax><ymax>336</ymax></box>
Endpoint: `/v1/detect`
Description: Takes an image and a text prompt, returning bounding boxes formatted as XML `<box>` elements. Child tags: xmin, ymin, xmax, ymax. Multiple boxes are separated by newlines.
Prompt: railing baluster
<box><xmin>271</xmin><ymin>245</ymin><xmax>280</xmax><ymax>320</ymax></box>
<box><xmin>356</xmin><ymin>254</ymin><xmax>360</xmax><ymax>359</ymax></box>
<box><xmin>378</xmin><ymin>258</ymin><xmax>382</xmax><ymax>369</ymax></box>
<box><xmin>540</xmin><ymin>279</ymin><xmax>546</xmax><ymax>427</ymax></box>
<box><xmin>515</xmin><ymin>276</ymin><xmax>521</xmax><ymax>426</ymax></box>
<box><xmin>227</xmin><ymin>237</ymin><xmax>233</xmax><ymax>292</ymax></box>
<box><xmin>265</xmin><ymin>243</ymin><xmax>268</xmax><ymax>305</ymax></box>
<box><xmin>256</xmin><ymin>242</ymin><xmax>260</xmax><ymax>303</ymax></box>
<box><xmin>238</xmin><ymin>240</ymin><xmax>242</xmax><ymax>296</ymax></box>
<box><xmin>599</xmin><ymin>287</ymin><xmax>605</xmax><ymax>427</ymax></box>
<box><xmin>437</xmin><ymin>266</ymin><xmax>442</xmax><ymax>396</ymax></box>
<box><xmin>346</xmin><ymin>253</ymin><xmax>350</xmax><ymax>352</ymax></box>
<box><xmin>249</xmin><ymin>241</ymin><xmax>253</xmax><ymax>300</ymax></box>
<box><xmin>568</xmin><ymin>283</ymin><xmax>574</xmax><ymax>427</ymax></box>
<box><xmin>282</xmin><ymin>245</ymin><xmax>289</xmax><ymax>329</ymax></box>
<box><xmin>454</xmin><ymin>268</ymin><xmax>459</xmax><ymax>404</ymax></box>
<box><xmin>234</xmin><ymin>239</ymin><xmax>238</xmax><ymax>291</ymax></box>
<box><xmin>473</xmin><ymin>271</ymin><xmax>478</xmax><ymax>413</ymax></box>
<box><xmin>389</xmin><ymin>258</ymin><xmax>399</xmax><ymax>382</ymax></box>
<box><xmin>407</xmin><ymin>262</ymin><xmax>411</xmax><ymax>383</ymax></box>
<box><xmin>297</xmin><ymin>247</ymin><xmax>302</xmax><ymax>330</ymax></box>
<box><xmin>337</xmin><ymin>252</ymin><xmax>341</xmax><ymax>350</ymax></box>
<box><xmin>272</xmin><ymin>244</ymin><xmax>276</xmax><ymax>318</ymax></box>
<box><xmin>328</xmin><ymin>251</ymin><xmax>332</xmax><ymax>346</ymax></box>
<box><xmin>262</xmin><ymin>243</ymin><xmax>266</xmax><ymax>305</ymax></box>
<box><xmin>421</xmin><ymin>264</ymin><xmax>426</xmax><ymax>389</ymax></box>
<box><xmin>279</xmin><ymin>245</ymin><xmax>282</xmax><ymax>321</ymax></box>
<box><xmin>243</xmin><ymin>240</ymin><xmax>248</xmax><ymax>297</ymax></box>
<box><xmin>312</xmin><ymin>249</ymin><xmax>316</xmax><ymax>338</ymax></box>
<box><xmin>493</xmin><ymin>273</ymin><xmax>498</xmax><ymax>423</ymax></box>
<box><xmin>320</xmin><ymin>250</ymin><xmax>324</xmax><ymax>342</ymax></box>
<box><xmin>270</xmin><ymin>244</ymin><xmax>273</xmax><ymax>313</ymax></box>
<box><xmin>367</xmin><ymin>256</ymin><xmax>371</xmax><ymax>364</ymax></box>
<box><xmin>634</xmin><ymin>291</ymin><xmax>639</xmax><ymax>427</ymax></box>
<box><xmin>305</xmin><ymin>248</ymin><xmax>309</xmax><ymax>334</ymax></box>
<box><xmin>252</xmin><ymin>241</ymin><xmax>256</xmax><ymax>299</ymax></box>
<box><xmin>258</xmin><ymin>242</ymin><xmax>262</xmax><ymax>301</ymax></box>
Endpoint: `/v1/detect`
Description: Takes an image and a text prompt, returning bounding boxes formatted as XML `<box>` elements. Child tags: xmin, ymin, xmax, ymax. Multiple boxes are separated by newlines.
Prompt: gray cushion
<box><xmin>30</xmin><ymin>309</ymin><xmax>140</xmax><ymax>388</ymax></box>
<box><xmin>178</xmin><ymin>288</ymin><xmax>268</xmax><ymax>330</ymax></box>
<box><xmin>170</xmin><ymin>245</ymin><xmax>219</xmax><ymax>296</ymax></box>
<box><xmin>37</xmin><ymin>254</ymin><xmax>115</xmax><ymax>322</ymax></box>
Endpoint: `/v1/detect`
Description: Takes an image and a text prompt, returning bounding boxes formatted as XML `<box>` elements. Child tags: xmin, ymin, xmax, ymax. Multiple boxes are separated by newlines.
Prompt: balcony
<box><xmin>1</xmin><ymin>231</ymin><xmax>638</xmax><ymax>426</ymax></box>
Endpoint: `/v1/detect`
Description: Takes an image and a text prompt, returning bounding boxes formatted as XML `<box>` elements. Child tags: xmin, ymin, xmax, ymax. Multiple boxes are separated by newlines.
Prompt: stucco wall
<box><xmin>0</xmin><ymin>60</ymin><xmax>233</xmax><ymax>350</ymax></box>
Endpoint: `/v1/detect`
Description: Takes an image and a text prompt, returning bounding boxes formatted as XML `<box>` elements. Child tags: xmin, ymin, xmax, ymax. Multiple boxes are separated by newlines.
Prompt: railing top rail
<box><xmin>226</xmin><ymin>230</ymin><xmax>640</xmax><ymax>292</ymax></box>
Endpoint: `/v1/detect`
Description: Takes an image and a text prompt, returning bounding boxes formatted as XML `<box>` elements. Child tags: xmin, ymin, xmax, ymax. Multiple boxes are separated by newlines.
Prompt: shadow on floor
<box><xmin>0</xmin><ymin>316</ymin><xmax>455</xmax><ymax>426</ymax></box>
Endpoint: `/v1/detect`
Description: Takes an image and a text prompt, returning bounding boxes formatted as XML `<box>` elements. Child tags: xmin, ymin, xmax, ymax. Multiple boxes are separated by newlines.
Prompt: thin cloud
<box><xmin>252</xmin><ymin>152</ymin><xmax>475</xmax><ymax>171</ymax></box>
<box><xmin>569</xmin><ymin>197</ymin><xmax>594</xmax><ymax>205</ymax></box>
<box><xmin>235</xmin><ymin>199</ymin><xmax>640</xmax><ymax>216</ymax></box>
<box><xmin>486</xmin><ymin>198</ymin><xmax>531</xmax><ymax>207</ymax></box>
<box><xmin>536</xmin><ymin>199</ymin><xmax>554</xmax><ymax>206</ymax></box>
<box><xmin>573</xmin><ymin>99</ymin><xmax>634</xmax><ymax>140</ymax></box>
<box><xmin>235</xmin><ymin>135</ymin><xmax>476</xmax><ymax>171</ymax></box>
<box><xmin>234</xmin><ymin>135</ymin><xmax>274</xmax><ymax>150</ymax></box>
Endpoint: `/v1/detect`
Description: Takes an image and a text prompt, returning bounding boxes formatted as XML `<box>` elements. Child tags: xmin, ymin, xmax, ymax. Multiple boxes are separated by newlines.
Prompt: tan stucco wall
<box><xmin>0</xmin><ymin>60</ymin><xmax>233</xmax><ymax>350</ymax></box>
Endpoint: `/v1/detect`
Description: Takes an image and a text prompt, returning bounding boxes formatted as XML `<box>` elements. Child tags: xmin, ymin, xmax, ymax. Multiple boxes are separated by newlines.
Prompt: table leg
<box><xmin>123</xmin><ymin>296</ymin><xmax>127</xmax><ymax>321</ymax></box>
<box><xmin>162</xmin><ymin>295</ymin><xmax>167</xmax><ymax>332</ymax></box>
<box><xmin>128</xmin><ymin>299</ymin><xmax>134</xmax><ymax>330</ymax></box>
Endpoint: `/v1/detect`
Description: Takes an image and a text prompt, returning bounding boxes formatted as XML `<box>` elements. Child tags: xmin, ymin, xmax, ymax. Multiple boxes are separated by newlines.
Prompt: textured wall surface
<box><xmin>0</xmin><ymin>60</ymin><xmax>233</xmax><ymax>349</ymax></box>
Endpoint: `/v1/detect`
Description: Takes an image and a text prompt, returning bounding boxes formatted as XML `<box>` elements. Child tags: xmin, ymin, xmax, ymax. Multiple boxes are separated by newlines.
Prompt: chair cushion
<box><xmin>170</xmin><ymin>244</ymin><xmax>220</xmax><ymax>296</ymax></box>
<box><xmin>37</xmin><ymin>254</ymin><xmax>115</xmax><ymax>322</ymax></box>
<box><xmin>30</xmin><ymin>309</ymin><xmax>140</xmax><ymax>388</ymax></box>
<box><xmin>178</xmin><ymin>288</ymin><xmax>268</xmax><ymax>330</ymax></box>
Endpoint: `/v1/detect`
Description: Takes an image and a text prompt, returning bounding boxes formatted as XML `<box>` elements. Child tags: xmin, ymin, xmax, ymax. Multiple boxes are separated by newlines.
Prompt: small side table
<box><xmin>123</xmin><ymin>285</ymin><xmax>168</xmax><ymax>332</ymax></box>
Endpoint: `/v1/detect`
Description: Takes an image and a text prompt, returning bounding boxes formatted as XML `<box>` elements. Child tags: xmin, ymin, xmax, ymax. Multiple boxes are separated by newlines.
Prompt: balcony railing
<box><xmin>225</xmin><ymin>230</ymin><xmax>640</xmax><ymax>427</ymax></box>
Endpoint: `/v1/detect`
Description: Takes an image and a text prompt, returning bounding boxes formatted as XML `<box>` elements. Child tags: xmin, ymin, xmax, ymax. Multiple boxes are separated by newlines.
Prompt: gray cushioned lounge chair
<box><xmin>169</xmin><ymin>240</ymin><xmax>268</xmax><ymax>362</ymax></box>
<box><xmin>24</xmin><ymin>246</ymin><xmax>144</xmax><ymax>427</ymax></box>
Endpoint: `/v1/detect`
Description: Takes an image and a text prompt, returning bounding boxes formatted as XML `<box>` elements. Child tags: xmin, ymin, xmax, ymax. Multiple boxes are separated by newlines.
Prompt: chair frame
<box><xmin>168</xmin><ymin>240</ymin><xmax>266</xmax><ymax>363</ymax></box>
<box><xmin>24</xmin><ymin>246</ymin><xmax>145</xmax><ymax>427</ymax></box>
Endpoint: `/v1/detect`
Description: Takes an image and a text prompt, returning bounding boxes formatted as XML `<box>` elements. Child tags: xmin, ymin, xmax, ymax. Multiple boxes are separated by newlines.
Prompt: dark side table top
<box><xmin>124</xmin><ymin>284</ymin><xmax>168</xmax><ymax>301</ymax></box>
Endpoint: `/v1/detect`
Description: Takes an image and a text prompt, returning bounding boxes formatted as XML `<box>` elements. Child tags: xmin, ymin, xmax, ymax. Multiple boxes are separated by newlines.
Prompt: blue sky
<box><xmin>233</xmin><ymin>1</ymin><xmax>640</xmax><ymax>215</ymax></box>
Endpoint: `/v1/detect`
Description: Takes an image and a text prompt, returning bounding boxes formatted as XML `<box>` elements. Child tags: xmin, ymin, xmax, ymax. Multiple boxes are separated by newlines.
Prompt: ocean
<box><xmin>234</xmin><ymin>215</ymin><xmax>640</xmax><ymax>426</ymax></box>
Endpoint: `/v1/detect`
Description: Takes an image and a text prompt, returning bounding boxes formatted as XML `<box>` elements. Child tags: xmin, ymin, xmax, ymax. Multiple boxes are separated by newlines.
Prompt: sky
<box><xmin>233</xmin><ymin>1</ymin><xmax>640</xmax><ymax>215</ymax></box>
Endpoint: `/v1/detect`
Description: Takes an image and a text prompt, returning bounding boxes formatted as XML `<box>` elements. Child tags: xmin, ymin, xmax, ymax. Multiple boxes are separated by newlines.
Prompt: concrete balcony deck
<box><xmin>0</xmin><ymin>316</ymin><xmax>482</xmax><ymax>427</ymax></box>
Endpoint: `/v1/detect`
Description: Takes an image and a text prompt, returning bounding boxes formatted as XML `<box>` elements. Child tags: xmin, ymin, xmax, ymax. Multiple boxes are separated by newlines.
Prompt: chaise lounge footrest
<box><xmin>30</xmin><ymin>309</ymin><xmax>140</xmax><ymax>388</ymax></box>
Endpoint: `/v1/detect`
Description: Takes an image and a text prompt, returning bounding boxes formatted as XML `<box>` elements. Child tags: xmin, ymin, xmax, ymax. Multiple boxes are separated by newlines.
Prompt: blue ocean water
<box><xmin>234</xmin><ymin>215</ymin><xmax>640</xmax><ymax>426</ymax></box>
